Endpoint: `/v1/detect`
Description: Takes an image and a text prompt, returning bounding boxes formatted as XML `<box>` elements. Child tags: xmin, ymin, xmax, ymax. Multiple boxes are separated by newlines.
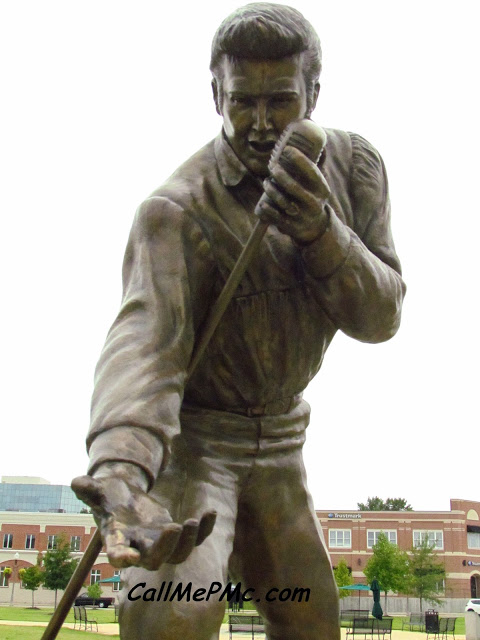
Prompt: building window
<box><xmin>70</xmin><ymin>536</ymin><xmax>81</xmax><ymax>552</ymax></box>
<box><xmin>0</xmin><ymin>568</ymin><xmax>10</xmax><ymax>587</ymax></box>
<box><xmin>435</xmin><ymin>579</ymin><xmax>446</xmax><ymax>592</ymax></box>
<box><xmin>90</xmin><ymin>569</ymin><xmax>101</xmax><ymax>585</ymax></box>
<box><xmin>329</xmin><ymin>529</ymin><xmax>351</xmax><ymax>548</ymax></box>
<box><xmin>2</xmin><ymin>534</ymin><xmax>13</xmax><ymax>549</ymax></box>
<box><xmin>367</xmin><ymin>530</ymin><xmax>397</xmax><ymax>548</ymax></box>
<box><xmin>47</xmin><ymin>535</ymin><xmax>58</xmax><ymax>550</ymax></box>
<box><xmin>413</xmin><ymin>530</ymin><xmax>443</xmax><ymax>550</ymax></box>
<box><xmin>25</xmin><ymin>534</ymin><xmax>36</xmax><ymax>550</ymax></box>
<box><xmin>113</xmin><ymin>570</ymin><xmax>121</xmax><ymax>591</ymax></box>
<box><xmin>468</xmin><ymin>532</ymin><xmax>480</xmax><ymax>549</ymax></box>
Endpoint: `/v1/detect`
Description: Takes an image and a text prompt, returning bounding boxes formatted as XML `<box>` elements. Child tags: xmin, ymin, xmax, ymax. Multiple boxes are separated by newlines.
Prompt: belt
<box><xmin>227</xmin><ymin>394</ymin><xmax>302</xmax><ymax>417</ymax></box>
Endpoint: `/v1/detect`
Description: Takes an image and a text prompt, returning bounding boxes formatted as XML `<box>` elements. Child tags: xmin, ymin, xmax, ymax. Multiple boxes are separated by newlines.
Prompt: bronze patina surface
<box><xmin>73</xmin><ymin>4</ymin><xmax>405</xmax><ymax>639</ymax></box>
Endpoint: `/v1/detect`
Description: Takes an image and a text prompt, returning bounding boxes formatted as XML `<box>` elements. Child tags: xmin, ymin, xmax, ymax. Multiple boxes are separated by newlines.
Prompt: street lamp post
<box><xmin>9</xmin><ymin>552</ymin><xmax>20</xmax><ymax>606</ymax></box>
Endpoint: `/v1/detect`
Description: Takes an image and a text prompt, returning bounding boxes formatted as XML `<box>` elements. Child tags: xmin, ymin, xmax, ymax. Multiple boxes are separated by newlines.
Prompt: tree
<box><xmin>357</xmin><ymin>497</ymin><xmax>412</xmax><ymax>511</ymax></box>
<box><xmin>87</xmin><ymin>582</ymin><xmax>103</xmax><ymax>601</ymax></box>
<box><xmin>42</xmin><ymin>534</ymin><xmax>78</xmax><ymax>609</ymax></box>
<box><xmin>406</xmin><ymin>539</ymin><xmax>446</xmax><ymax>611</ymax></box>
<box><xmin>334</xmin><ymin>559</ymin><xmax>352</xmax><ymax>598</ymax></box>
<box><xmin>357</xmin><ymin>496</ymin><xmax>386</xmax><ymax>511</ymax></box>
<box><xmin>18</xmin><ymin>564</ymin><xmax>44</xmax><ymax>608</ymax></box>
<box><xmin>385</xmin><ymin>498</ymin><xmax>413</xmax><ymax>511</ymax></box>
<box><xmin>363</xmin><ymin>532</ymin><xmax>409</xmax><ymax>610</ymax></box>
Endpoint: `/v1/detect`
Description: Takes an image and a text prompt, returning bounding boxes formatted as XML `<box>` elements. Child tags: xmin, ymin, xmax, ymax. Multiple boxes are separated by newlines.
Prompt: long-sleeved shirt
<box><xmin>87</xmin><ymin>128</ymin><xmax>406</xmax><ymax>486</ymax></box>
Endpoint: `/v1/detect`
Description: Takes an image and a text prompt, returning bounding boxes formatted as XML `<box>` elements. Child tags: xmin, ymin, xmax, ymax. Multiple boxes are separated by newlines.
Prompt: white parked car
<box><xmin>465</xmin><ymin>599</ymin><xmax>480</xmax><ymax>614</ymax></box>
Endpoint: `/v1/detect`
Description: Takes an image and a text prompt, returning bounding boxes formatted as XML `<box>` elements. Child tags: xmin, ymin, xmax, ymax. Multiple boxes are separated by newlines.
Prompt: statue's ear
<box><xmin>212</xmin><ymin>79</ymin><xmax>221</xmax><ymax>115</ymax></box>
<box><xmin>312</xmin><ymin>82</ymin><xmax>320</xmax><ymax>109</ymax></box>
<box><xmin>307</xmin><ymin>82</ymin><xmax>320</xmax><ymax>117</ymax></box>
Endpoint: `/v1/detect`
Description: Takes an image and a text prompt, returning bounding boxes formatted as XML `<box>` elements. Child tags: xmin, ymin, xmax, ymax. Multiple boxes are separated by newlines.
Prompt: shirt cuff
<box><xmin>87</xmin><ymin>426</ymin><xmax>164</xmax><ymax>490</ymax></box>
<box><xmin>300</xmin><ymin>204</ymin><xmax>352</xmax><ymax>279</ymax></box>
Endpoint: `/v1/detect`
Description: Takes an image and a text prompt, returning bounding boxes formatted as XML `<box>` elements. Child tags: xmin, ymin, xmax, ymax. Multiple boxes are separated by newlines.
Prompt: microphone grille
<box><xmin>269</xmin><ymin>119</ymin><xmax>327</xmax><ymax>172</ymax></box>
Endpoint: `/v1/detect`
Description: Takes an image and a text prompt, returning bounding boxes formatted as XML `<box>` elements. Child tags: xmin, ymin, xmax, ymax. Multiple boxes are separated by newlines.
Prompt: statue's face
<box><xmin>215</xmin><ymin>55</ymin><xmax>310</xmax><ymax>177</ymax></box>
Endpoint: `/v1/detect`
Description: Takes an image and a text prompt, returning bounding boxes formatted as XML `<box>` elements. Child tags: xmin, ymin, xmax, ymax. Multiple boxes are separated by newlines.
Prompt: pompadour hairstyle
<box><xmin>210</xmin><ymin>3</ymin><xmax>322</xmax><ymax>110</ymax></box>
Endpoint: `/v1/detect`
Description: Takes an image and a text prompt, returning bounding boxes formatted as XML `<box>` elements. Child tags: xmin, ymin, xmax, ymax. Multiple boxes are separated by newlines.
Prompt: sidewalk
<box><xmin>0</xmin><ymin>619</ymin><xmax>467</xmax><ymax>639</ymax></box>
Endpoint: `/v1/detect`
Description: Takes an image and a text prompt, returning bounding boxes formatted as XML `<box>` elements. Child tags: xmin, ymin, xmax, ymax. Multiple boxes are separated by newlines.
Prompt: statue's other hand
<box><xmin>71</xmin><ymin>474</ymin><xmax>216</xmax><ymax>570</ymax></box>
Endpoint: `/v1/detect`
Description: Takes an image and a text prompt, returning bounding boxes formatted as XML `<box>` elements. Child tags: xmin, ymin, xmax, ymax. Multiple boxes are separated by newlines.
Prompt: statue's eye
<box><xmin>230</xmin><ymin>96</ymin><xmax>250</xmax><ymax>106</ymax></box>
<box><xmin>271</xmin><ymin>95</ymin><xmax>295</xmax><ymax>108</ymax></box>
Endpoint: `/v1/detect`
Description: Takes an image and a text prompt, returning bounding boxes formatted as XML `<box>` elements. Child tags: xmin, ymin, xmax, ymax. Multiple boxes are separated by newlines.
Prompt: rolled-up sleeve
<box><xmin>87</xmin><ymin>196</ymin><xmax>213</xmax><ymax>486</ymax></box>
<box><xmin>301</xmin><ymin>133</ymin><xmax>406</xmax><ymax>344</ymax></box>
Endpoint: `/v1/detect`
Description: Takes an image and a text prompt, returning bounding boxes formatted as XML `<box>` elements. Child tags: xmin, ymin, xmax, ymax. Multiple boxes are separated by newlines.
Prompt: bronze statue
<box><xmin>73</xmin><ymin>4</ymin><xmax>406</xmax><ymax>639</ymax></box>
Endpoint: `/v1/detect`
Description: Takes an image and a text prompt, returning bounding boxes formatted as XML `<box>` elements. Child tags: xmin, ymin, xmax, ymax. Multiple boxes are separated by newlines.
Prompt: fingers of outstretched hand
<box><xmin>166</xmin><ymin>509</ymin><xmax>217</xmax><ymax>564</ymax></box>
<box><xmin>104</xmin><ymin>526</ymin><xmax>141</xmax><ymax>569</ymax></box>
<box><xmin>142</xmin><ymin>524</ymin><xmax>183</xmax><ymax>569</ymax></box>
<box><xmin>166</xmin><ymin>519</ymin><xmax>200</xmax><ymax>564</ymax></box>
<box><xmin>196</xmin><ymin>510</ymin><xmax>217</xmax><ymax>546</ymax></box>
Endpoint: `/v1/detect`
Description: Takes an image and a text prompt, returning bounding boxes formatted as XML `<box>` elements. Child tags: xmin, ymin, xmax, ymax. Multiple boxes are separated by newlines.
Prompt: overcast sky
<box><xmin>1</xmin><ymin>0</ymin><xmax>478</xmax><ymax>512</ymax></box>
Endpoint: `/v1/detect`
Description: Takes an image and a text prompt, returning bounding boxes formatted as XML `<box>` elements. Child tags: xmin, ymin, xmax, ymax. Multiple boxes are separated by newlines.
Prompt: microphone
<box><xmin>255</xmin><ymin>119</ymin><xmax>327</xmax><ymax>213</ymax></box>
<box><xmin>271</xmin><ymin>118</ymin><xmax>327</xmax><ymax>170</ymax></box>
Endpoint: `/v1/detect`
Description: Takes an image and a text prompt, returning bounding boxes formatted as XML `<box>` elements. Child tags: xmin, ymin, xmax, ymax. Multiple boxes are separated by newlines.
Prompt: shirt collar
<box><xmin>214</xmin><ymin>130</ymin><xmax>250</xmax><ymax>187</ymax></box>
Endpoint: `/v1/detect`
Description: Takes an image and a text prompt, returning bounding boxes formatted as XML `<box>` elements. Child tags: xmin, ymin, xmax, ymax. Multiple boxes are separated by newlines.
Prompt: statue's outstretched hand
<box><xmin>71</xmin><ymin>472</ymin><xmax>216</xmax><ymax>570</ymax></box>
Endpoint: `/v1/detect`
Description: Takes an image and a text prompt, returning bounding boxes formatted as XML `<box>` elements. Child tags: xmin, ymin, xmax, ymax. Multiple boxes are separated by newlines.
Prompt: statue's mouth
<box><xmin>249</xmin><ymin>140</ymin><xmax>276</xmax><ymax>154</ymax></box>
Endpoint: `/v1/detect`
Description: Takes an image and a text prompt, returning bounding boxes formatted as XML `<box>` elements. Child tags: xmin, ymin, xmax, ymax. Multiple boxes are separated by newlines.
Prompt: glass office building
<box><xmin>0</xmin><ymin>480</ymin><xmax>86</xmax><ymax>513</ymax></box>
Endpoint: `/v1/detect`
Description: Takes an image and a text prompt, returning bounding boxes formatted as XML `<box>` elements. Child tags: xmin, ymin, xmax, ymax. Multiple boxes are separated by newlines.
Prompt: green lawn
<box><xmin>0</xmin><ymin>626</ymin><xmax>119</xmax><ymax>639</ymax></box>
<box><xmin>0</xmin><ymin>607</ymin><xmax>466</xmax><ymax>637</ymax></box>
<box><xmin>0</xmin><ymin>607</ymin><xmax>115</xmax><ymax>624</ymax></box>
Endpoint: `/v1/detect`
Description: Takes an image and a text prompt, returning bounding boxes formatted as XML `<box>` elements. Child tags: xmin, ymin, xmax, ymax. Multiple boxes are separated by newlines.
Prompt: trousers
<box><xmin>119</xmin><ymin>400</ymin><xmax>340</xmax><ymax>640</ymax></box>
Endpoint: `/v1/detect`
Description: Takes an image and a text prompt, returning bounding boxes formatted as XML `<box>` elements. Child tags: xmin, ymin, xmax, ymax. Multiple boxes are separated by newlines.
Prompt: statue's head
<box><xmin>210</xmin><ymin>3</ymin><xmax>322</xmax><ymax>114</ymax></box>
<box><xmin>210</xmin><ymin>3</ymin><xmax>322</xmax><ymax>176</ymax></box>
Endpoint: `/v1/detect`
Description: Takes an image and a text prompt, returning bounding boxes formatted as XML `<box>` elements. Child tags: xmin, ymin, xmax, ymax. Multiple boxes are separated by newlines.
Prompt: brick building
<box><xmin>0</xmin><ymin>510</ymin><xmax>120</xmax><ymax>606</ymax></box>
<box><xmin>0</xmin><ymin>477</ymin><xmax>118</xmax><ymax>606</ymax></box>
<box><xmin>317</xmin><ymin>498</ymin><xmax>480</xmax><ymax>606</ymax></box>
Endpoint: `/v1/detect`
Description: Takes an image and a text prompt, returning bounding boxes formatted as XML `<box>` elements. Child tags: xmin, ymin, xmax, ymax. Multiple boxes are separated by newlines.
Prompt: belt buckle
<box><xmin>246</xmin><ymin>406</ymin><xmax>265</xmax><ymax>417</ymax></box>
<box><xmin>245</xmin><ymin>395</ymin><xmax>298</xmax><ymax>417</ymax></box>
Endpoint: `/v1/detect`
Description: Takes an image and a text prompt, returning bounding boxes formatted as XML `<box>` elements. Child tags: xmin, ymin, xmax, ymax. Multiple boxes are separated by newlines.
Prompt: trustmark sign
<box><xmin>328</xmin><ymin>513</ymin><xmax>362</xmax><ymax>519</ymax></box>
